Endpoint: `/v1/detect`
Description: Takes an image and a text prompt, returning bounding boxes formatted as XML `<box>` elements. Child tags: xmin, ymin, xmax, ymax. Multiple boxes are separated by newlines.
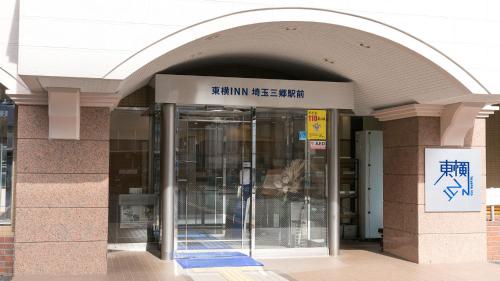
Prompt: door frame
<box><xmin>161</xmin><ymin>105</ymin><xmax>339</xmax><ymax>259</ymax></box>
<box><xmin>174</xmin><ymin>106</ymin><xmax>252</xmax><ymax>255</ymax></box>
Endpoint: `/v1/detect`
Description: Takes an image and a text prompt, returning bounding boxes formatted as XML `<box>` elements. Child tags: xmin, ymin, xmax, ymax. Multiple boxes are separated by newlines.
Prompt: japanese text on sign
<box><xmin>211</xmin><ymin>86</ymin><xmax>305</xmax><ymax>98</ymax></box>
<box><xmin>424</xmin><ymin>148</ymin><xmax>481</xmax><ymax>212</ymax></box>
<box><xmin>433</xmin><ymin>160</ymin><xmax>472</xmax><ymax>201</ymax></box>
<box><xmin>307</xmin><ymin>110</ymin><xmax>327</xmax><ymax>140</ymax></box>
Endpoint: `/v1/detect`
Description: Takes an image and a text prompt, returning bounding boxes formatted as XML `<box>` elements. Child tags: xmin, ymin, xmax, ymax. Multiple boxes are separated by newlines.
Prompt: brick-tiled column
<box><xmin>14</xmin><ymin>105</ymin><xmax>109</xmax><ymax>275</ymax></box>
<box><xmin>0</xmin><ymin>233</ymin><xmax>14</xmax><ymax>275</ymax></box>
<box><xmin>383</xmin><ymin>117</ymin><xmax>486</xmax><ymax>263</ymax></box>
<box><xmin>487</xmin><ymin>220</ymin><xmax>500</xmax><ymax>261</ymax></box>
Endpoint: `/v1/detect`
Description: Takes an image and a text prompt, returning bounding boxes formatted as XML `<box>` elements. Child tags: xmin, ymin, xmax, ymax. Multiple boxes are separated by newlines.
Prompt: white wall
<box><xmin>1</xmin><ymin>0</ymin><xmax>500</xmax><ymax>93</ymax></box>
<box><xmin>0</xmin><ymin>0</ymin><xmax>24</xmax><ymax>92</ymax></box>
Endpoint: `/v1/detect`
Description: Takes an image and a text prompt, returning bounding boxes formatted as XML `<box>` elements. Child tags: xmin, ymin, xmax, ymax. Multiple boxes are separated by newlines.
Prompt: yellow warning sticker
<box><xmin>307</xmin><ymin>110</ymin><xmax>327</xmax><ymax>140</ymax></box>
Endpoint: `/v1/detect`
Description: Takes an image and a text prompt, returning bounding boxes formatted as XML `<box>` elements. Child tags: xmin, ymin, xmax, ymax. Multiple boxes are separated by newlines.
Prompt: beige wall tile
<box><xmin>16</xmin><ymin>174</ymin><xmax>108</xmax><ymax>208</ymax></box>
<box><xmin>15</xmin><ymin>208</ymin><xmax>107</xmax><ymax>242</ymax></box>
<box><xmin>383</xmin><ymin>228</ymin><xmax>418</xmax><ymax>263</ymax></box>
<box><xmin>384</xmin><ymin>201</ymin><xmax>418</xmax><ymax>233</ymax></box>
<box><xmin>17</xmin><ymin>105</ymin><xmax>110</xmax><ymax>140</ymax></box>
<box><xmin>14</xmin><ymin>105</ymin><xmax>111</xmax><ymax>275</ymax></box>
<box><xmin>383</xmin><ymin>115</ymin><xmax>487</xmax><ymax>264</ymax></box>
<box><xmin>383</xmin><ymin>117</ymin><xmax>439</xmax><ymax>148</ymax></box>
<box><xmin>417</xmin><ymin>117</ymin><xmax>441</xmax><ymax>146</ymax></box>
<box><xmin>14</xmin><ymin>241</ymin><xmax>107</xmax><ymax>275</ymax></box>
<box><xmin>418</xmin><ymin>232</ymin><xmax>486</xmax><ymax>263</ymax></box>
<box><xmin>465</xmin><ymin>118</ymin><xmax>486</xmax><ymax>148</ymax></box>
<box><xmin>80</xmin><ymin>107</ymin><xmax>110</xmax><ymax>140</ymax></box>
<box><xmin>384</xmin><ymin>174</ymin><xmax>424</xmax><ymax>204</ymax></box>
<box><xmin>383</xmin><ymin>117</ymin><xmax>419</xmax><ymax>148</ymax></box>
<box><xmin>478</xmin><ymin>146</ymin><xmax>487</xmax><ymax>176</ymax></box>
<box><xmin>418</xmin><ymin>205</ymin><xmax>486</xmax><ymax>234</ymax></box>
<box><xmin>17</xmin><ymin>139</ymin><xmax>109</xmax><ymax>174</ymax></box>
<box><xmin>17</xmin><ymin>105</ymin><xmax>48</xmax><ymax>139</ymax></box>
<box><xmin>383</xmin><ymin>146</ymin><xmax>420</xmax><ymax>175</ymax></box>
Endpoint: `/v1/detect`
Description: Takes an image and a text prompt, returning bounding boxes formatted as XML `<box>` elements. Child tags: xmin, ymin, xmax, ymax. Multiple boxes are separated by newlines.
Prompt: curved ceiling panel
<box><xmin>113</xmin><ymin>15</ymin><xmax>480</xmax><ymax>114</ymax></box>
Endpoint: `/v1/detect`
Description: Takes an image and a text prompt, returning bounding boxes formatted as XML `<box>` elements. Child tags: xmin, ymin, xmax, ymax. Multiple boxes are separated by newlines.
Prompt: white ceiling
<box><xmin>115</xmin><ymin>21</ymin><xmax>479</xmax><ymax>114</ymax></box>
<box><xmin>21</xmin><ymin>20</ymin><xmax>498</xmax><ymax>113</ymax></box>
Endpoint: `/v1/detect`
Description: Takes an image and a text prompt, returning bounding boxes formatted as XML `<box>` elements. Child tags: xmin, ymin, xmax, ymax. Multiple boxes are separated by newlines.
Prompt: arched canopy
<box><xmin>103</xmin><ymin>8</ymin><xmax>490</xmax><ymax>114</ymax></box>
<box><xmin>1</xmin><ymin>67</ymin><xmax>28</xmax><ymax>94</ymax></box>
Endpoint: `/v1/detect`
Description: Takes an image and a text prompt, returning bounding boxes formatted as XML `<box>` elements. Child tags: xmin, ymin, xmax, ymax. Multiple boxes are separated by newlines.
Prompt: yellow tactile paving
<box><xmin>191</xmin><ymin>266</ymin><xmax>264</xmax><ymax>273</ymax></box>
<box><xmin>189</xmin><ymin>266</ymin><xmax>288</xmax><ymax>281</ymax></box>
<box><xmin>220</xmin><ymin>268</ymin><xmax>255</xmax><ymax>281</ymax></box>
<box><xmin>191</xmin><ymin>267</ymin><xmax>260</xmax><ymax>281</ymax></box>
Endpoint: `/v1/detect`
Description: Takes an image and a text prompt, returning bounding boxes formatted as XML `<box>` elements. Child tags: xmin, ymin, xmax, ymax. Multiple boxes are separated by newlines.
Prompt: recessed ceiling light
<box><xmin>323</xmin><ymin>58</ymin><xmax>335</xmax><ymax>64</ymax></box>
<box><xmin>204</xmin><ymin>34</ymin><xmax>220</xmax><ymax>40</ymax></box>
<box><xmin>359</xmin><ymin>42</ymin><xmax>371</xmax><ymax>49</ymax></box>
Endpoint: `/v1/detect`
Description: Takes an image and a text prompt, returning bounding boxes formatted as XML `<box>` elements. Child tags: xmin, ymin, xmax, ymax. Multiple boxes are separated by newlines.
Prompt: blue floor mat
<box><xmin>177</xmin><ymin>232</ymin><xmax>214</xmax><ymax>240</ymax></box>
<box><xmin>177</xmin><ymin>241</ymin><xmax>230</xmax><ymax>250</ymax></box>
<box><xmin>177</xmin><ymin>230</ymin><xmax>231</xmax><ymax>250</ymax></box>
<box><xmin>175</xmin><ymin>252</ymin><xmax>246</xmax><ymax>259</ymax></box>
<box><xmin>176</xmin><ymin>252</ymin><xmax>263</xmax><ymax>269</ymax></box>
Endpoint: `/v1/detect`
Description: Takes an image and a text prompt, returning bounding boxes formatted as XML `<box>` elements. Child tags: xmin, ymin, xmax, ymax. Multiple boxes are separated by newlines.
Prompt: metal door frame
<box><xmin>173</xmin><ymin>107</ymin><xmax>252</xmax><ymax>255</ymax></box>
<box><xmin>162</xmin><ymin>105</ymin><xmax>339</xmax><ymax>259</ymax></box>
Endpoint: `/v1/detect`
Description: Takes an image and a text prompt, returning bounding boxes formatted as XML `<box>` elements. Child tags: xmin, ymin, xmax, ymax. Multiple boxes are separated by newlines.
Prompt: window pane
<box><xmin>108</xmin><ymin>108</ymin><xmax>160</xmax><ymax>246</ymax></box>
<box><xmin>0</xmin><ymin>102</ymin><xmax>14</xmax><ymax>224</ymax></box>
<box><xmin>255</xmin><ymin>109</ymin><xmax>327</xmax><ymax>249</ymax></box>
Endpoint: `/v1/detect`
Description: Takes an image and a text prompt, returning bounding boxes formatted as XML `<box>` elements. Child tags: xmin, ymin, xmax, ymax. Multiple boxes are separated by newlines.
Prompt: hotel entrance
<box><xmin>156</xmin><ymin>73</ymin><xmax>353</xmax><ymax>259</ymax></box>
<box><xmin>176</xmin><ymin>106</ymin><xmax>252</xmax><ymax>252</ymax></box>
<box><xmin>174</xmin><ymin>106</ymin><xmax>329</xmax><ymax>257</ymax></box>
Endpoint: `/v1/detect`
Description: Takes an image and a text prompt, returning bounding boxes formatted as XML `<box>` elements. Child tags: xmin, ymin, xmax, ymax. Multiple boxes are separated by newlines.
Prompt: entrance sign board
<box><xmin>155</xmin><ymin>74</ymin><xmax>354</xmax><ymax>109</ymax></box>
<box><xmin>307</xmin><ymin>110</ymin><xmax>327</xmax><ymax>140</ymax></box>
<box><xmin>425</xmin><ymin>148</ymin><xmax>481</xmax><ymax>212</ymax></box>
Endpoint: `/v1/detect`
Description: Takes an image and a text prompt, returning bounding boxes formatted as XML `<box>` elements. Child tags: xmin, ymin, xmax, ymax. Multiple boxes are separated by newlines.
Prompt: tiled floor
<box><xmin>11</xmin><ymin>246</ymin><xmax>500</xmax><ymax>281</ymax></box>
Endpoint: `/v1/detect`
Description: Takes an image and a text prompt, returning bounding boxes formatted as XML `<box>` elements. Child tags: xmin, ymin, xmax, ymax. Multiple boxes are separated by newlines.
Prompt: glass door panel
<box><xmin>254</xmin><ymin>109</ymin><xmax>328</xmax><ymax>250</ymax></box>
<box><xmin>176</xmin><ymin>107</ymin><xmax>251</xmax><ymax>252</ymax></box>
<box><xmin>175</xmin><ymin>106</ymin><xmax>328</xmax><ymax>255</ymax></box>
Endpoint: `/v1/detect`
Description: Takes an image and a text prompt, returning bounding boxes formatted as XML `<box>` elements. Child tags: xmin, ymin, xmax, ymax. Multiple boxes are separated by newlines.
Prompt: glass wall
<box><xmin>254</xmin><ymin>109</ymin><xmax>328</xmax><ymax>249</ymax></box>
<box><xmin>108</xmin><ymin>107</ymin><xmax>160</xmax><ymax>250</ymax></box>
<box><xmin>0</xmin><ymin>99</ymin><xmax>14</xmax><ymax>224</ymax></box>
<box><xmin>174</xmin><ymin>106</ymin><xmax>329</xmax><ymax>254</ymax></box>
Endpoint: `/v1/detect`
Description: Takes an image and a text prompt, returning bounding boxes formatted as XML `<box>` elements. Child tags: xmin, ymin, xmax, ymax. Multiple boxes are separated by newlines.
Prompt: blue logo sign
<box><xmin>298</xmin><ymin>131</ymin><xmax>306</xmax><ymax>141</ymax></box>
<box><xmin>425</xmin><ymin>148</ymin><xmax>481</xmax><ymax>212</ymax></box>
<box><xmin>433</xmin><ymin>160</ymin><xmax>473</xmax><ymax>202</ymax></box>
<box><xmin>211</xmin><ymin>86</ymin><xmax>305</xmax><ymax>99</ymax></box>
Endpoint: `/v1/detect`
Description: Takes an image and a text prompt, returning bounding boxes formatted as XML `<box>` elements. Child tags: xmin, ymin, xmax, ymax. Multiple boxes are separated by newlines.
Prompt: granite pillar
<box><xmin>383</xmin><ymin>117</ymin><xmax>486</xmax><ymax>263</ymax></box>
<box><xmin>14</xmin><ymin>105</ymin><xmax>109</xmax><ymax>275</ymax></box>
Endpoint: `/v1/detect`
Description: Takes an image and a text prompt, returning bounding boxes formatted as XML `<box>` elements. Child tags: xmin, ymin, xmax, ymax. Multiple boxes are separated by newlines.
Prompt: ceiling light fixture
<box><xmin>359</xmin><ymin>42</ymin><xmax>371</xmax><ymax>49</ymax></box>
<box><xmin>323</xmin><ymin>58</ymin><xmax>335</xmax><ymax>64</ymax></box>
<box><xmin>204</xmin><ymin>34</ymin><xmax>220</xmax><ymax>40</ymax></box>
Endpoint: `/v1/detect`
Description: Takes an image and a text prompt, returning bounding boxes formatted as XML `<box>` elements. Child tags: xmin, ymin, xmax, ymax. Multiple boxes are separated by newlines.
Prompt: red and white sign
<box><xmin>309</xmin><ymin>140</ymin><xmax>326</xmax><ymax>150</ymax></box>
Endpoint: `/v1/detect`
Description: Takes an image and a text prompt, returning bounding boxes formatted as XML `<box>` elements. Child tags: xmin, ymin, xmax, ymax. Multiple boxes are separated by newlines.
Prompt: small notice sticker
<box><xmin>309</xmin><ymin>140</ymin><xmax>326</xmax><ymax>150</ymax></box>
<box><xmin>298</xmin><ymin>131</ymin><xmax>306</xmax><ymax>141</ymax></box>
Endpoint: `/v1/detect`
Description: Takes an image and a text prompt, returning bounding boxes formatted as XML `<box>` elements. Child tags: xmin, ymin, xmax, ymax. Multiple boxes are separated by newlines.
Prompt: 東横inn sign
<box><xmin>425</xmin><ymin>148</ymin><xmax>482</xmax><ymax>212</ymax></box>
<box><xmin>155</xmin><ymin>74</ymin><xmax>354</xmax><ymax>109</ymax></box>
